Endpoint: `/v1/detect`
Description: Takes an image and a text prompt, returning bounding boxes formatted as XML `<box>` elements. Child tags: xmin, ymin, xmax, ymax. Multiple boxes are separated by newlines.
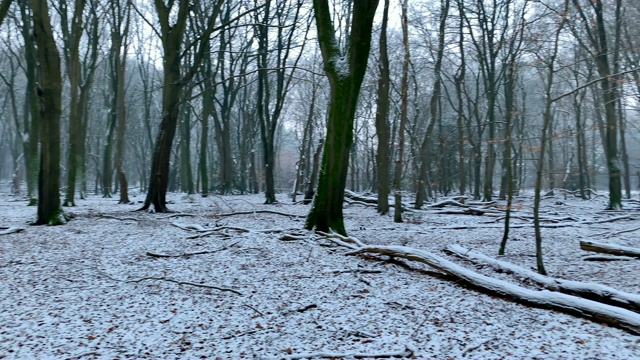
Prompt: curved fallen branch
<box><xmin>346</xmin><ymin>245</ymin><xmax>640</xmax><ymax>335</ymax></box>
<box><xmin>580</xmin><ymin>241</ymin><xmax>640</xmax><ymax>258</ymax></box>
<box><xmin>446</xmin><ymin>244</ymin><xmax>640</xmax><ymax>313</ymax></box>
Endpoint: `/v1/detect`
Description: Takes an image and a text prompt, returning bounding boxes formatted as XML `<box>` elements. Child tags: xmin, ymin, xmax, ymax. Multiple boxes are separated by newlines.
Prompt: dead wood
<box><xmin>346</xmin><ymin>245</ymin><xmax>640</xmax><ymax>335</ymax></box>
<box><xmin>98</xmin><ymin>214</ymin><xmax>138</xmax><ymax>222</ymax></box>
<box><xmin>591</xmin><ymin>226</ymin><xmax>640</xmax><ymax>239</ymax></box>
<box><xmin>132</xmin><ymin>276</ymin><xmax>242</xmax><ymax>295</ymax></box>
<box><xmin>582</xmin><ymin>255</ymin><xmax>635</xmax><ymax>262</ymax></box>
<box><xmin>146</xmin><ymin>241</ymin><xmax>239</xmax><ymax>258</ymax></box>
<box><xmin>186</xmin><ymin>226</ymin><xmax>252</xmax><ymax>239</ymax></box>
<box><xmin>215</xmin><ymin>210</ymin><xmax>305</xmax><ymax>218</ymax></box>
<box><xmin>0</xmin><ymin>227</ymin><xmax>24</xmax><ymax>235</ymax></box>
<box><xmin>580</xmin><ymin>241</ymin><xmax>640</xmax><ymax>258</ymax></box>
<box><xmin>446</xmin><ymin>244</ymin><xmax>640</xmax><ymax>313</ymax></box>
<box><xmin>283</xmin><ymin>345</ymin><xmax>415</xmax><ymax>359</ymax></box>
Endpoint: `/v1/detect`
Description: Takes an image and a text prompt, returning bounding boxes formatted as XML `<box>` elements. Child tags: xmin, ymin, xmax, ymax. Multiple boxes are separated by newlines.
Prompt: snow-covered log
<box><xmin>446</xmin><ymin>244</ymin><xmax>640</xmax><ymax>313</ymax></box>
<box><xmin>347</xmin><ymin>245</ymin><xmax>640</xmax><ymax>335</ymax></box>
<box><xmin>580</xmin><ymin>241</ymin><xmax>640</xmax><ymax>258</ymax></box>
<box><xmin>0</xmin><ymin>227</ymin><xmax>24</xmax><ymax>235</ymax></box>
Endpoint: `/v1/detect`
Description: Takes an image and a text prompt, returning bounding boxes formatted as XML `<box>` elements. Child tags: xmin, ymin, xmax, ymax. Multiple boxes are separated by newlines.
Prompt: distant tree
<box><xmin>304</xmin><ymin>0</ymin><xmax>380</xmax><ymax>235</ymax></box>
<box><xmin>570</xmin><ymin>0</ymin><xmax>622</xmax><ymax>210</ymax></box>
<box><xmin>139</xmin><ymin>0</ymin><xmax>224</xmax><ymax>212</ymax></box>
<box><xmin>374</xmin><ymin>0</ymin><xmax>390</xmax><ymax>215</ymax></box>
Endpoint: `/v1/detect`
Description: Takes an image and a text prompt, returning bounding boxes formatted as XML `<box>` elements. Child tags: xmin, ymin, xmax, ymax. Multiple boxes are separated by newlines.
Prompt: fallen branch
<box><xmin>0</xmin><ymin>227</ymin><xmax>24</xmax><ymax>235</ymax></box>
<box><xmin>283</xmin><ymin>345</ymin><xmax>415</xmax><ymax>359</ymax></box>
<box><xmin>591</xmin><ymin>226</ymin><xmax>640</xmax><ymax>239</ymax></box>
<box><xmin>216</xmin><ymin>210</ymin><xmax>305</xmax><ymax>218</ymax></box>
<box><xmin>98</xmin><ymin>214</ymin><xmax>138</xmax><ymax>222</ymax></box>
<box><xmin>160</xmin><ymin>213</ymin><xmax>196</xmax><ymax>219</ymax></box>
<box><xmin>580</xmin><ymin>241</ymin><xmax>640</xmax><ymax>258</ymax></box>
<box><xmin>317</xmin><ymin>231</ymin><xmax>365</xmax><ymax>249</ymax></box>
<box><xmin>146</xmin><ymin>241</ymin><xmax>239</xmax><ymax>258</ymax></box>
<box><xmin>171</xmin><ymin>222</ymin><xmax>208</xmax><ymax>232</ymax></box>
<box><xmin>132</xmin><ymin>276</ymin><xmax>242</xmax><ymax>295</ymax></box>
<box><xmin>446</xmin><ymin>244</ymin><xmax>640</xmax><ymax>313</ymax></box>
<box><xmin>187</xmin><ymin>226</ymin><xmax>252</xmax><ymax>239</ymax></box>
<box><xmin>582</xmin><ymin>255</ymin><xmax>635</xmax><ymax>262</ymax></box>
<box><xmin>347</xmin><ymin>245</ymin><xmax>640</xmax><ymax>335</ymax></box>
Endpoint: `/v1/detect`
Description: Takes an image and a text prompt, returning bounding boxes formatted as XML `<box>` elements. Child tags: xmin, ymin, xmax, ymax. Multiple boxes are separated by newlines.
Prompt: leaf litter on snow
<box><xmin>0</xmin><ymin>190</ymin><xmax>639</xmax><ymax>359</ymax></box>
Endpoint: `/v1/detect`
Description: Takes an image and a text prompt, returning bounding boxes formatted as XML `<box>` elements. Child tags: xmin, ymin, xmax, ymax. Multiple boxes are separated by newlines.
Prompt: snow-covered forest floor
<box><xmin>1</xmin><ymin>189</ymin><xmax>640</xmax><ymax>359</ymax></box>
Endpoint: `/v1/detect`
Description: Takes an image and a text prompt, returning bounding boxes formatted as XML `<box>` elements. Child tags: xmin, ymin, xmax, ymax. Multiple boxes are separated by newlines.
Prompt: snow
<box><xmin>1</xmin><ymin>190</ymin><xmax>640</xmax><ymax>359</ymax></box>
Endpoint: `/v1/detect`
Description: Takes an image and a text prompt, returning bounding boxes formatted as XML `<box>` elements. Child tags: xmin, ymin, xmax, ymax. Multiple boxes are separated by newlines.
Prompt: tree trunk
<box><xmin>304</xmin><ymin>0</ymin><xmax>379</xmax><ymax>235</ymax></box>
<box><xmin>374</xmin><ymin>0</ymin><xmax>390</xmax><ymax>215</ymax></box>
<box><xmin>20</xmin><ymin>3</ymin><xmax>40</xmax><ymax>206</ymax></box>
<box><xmin>303</xmin><ymin>139</ymin><xmax>323</xmax><ymax>205</ymax></box>
<box><xmin>31</xmin><ymin>0</ymin><xmax>64</xmax><ymax>225</ymax></box>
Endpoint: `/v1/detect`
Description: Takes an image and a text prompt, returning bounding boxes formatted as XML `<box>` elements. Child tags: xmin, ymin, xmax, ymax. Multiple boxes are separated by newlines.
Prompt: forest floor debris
<box><xmin>1</xmin><ymin>190</ymin><xmax>640</xmax><ymax>359</ymax></box>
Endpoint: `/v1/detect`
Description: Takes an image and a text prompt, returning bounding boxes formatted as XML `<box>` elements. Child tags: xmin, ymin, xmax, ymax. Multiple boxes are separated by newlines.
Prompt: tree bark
<box><xmin>374</xmin><ymin>0</ymin><xmax>391</xmax><ymax>215</ymax></box>
<box><xmin>304</xmin><ymin>0</ymin><xmax>379</xmax><ymax>235</ymax></box>
<box><xmin>31</xmin><ymin>0</ymin><xmax>64</xmax><ymax>225</ymax></box>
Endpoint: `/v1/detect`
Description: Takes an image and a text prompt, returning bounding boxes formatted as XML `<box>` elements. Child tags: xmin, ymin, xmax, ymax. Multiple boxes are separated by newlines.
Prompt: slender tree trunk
<box><xmin>374</xmin><ymin>0</ymin><xmax>390</xmax><ymax>214</ymax></box>
<box><xmin>20</xmin><ymin>3</ymin><xmax>40</xmax><ymax>206</ymax></box>
<box><xmin>394</xmin><ymin>0</ymin><xmax>411</xmax><ymax>223</ymax></box>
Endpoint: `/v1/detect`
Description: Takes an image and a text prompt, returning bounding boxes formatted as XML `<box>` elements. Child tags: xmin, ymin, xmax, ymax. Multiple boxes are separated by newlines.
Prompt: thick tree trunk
<box><xmin>304</xmin><ymin>0</ymin><xmax>379</xmax><ymax>235</ymax></box>
<box><xmin>32</xmin><ymin>0</ymin><xmax>64</xmax><ymax>225</ymax></box>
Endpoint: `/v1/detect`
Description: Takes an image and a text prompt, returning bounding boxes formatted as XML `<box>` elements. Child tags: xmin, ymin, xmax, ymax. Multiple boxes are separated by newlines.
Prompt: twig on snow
<box><xmin>462</xmin><ymin>338</ymin><xmax>497</xmax><ymax>357</ymax></box>
<box><xmin>216</xmin><ymin>209</ymin><xmax>306</xmax><ymax>218</ymax></box>
<box><xmin>146</xmin><ymin>241</ymin><xmax>240</xmax><ymax>258</ymax></box>
<box><xmin>98</xmin><ymin>214</ymin><xmax>138</xmax><ymax>222</ymax></box>
<box><xmin>282</xmin><ymin>345</ymin><xmax>415</xmax><ymax>359</ymax></box>
<box><xmin>132</xmin><ymin>276</ymin><xmax>242</xmax><ymax>295</ymax></box>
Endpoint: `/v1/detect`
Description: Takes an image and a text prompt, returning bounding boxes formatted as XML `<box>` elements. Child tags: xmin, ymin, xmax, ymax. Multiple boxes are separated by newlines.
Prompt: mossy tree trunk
<box><xmin>31</xmin><ymin>0</ymin><xmax>64</xmax><ymax>225</ymax></box>
<box><xmin>304</xmin><ymin>0</ymin><xmax>379</xmax><ymax>236</ymax></box>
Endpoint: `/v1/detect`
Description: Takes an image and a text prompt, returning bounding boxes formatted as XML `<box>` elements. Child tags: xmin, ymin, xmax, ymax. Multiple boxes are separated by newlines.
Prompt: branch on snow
<box><xmin>446</xmin><ymin>244</ymin><xmax>640</xmax><ymax>313</ymax></box>
<box><xmin>146</xmin><ymin>241</ymin><xmax>240</xmax><ymax>258</ymax></box>
<box><xmin>346</xmin><ymin>245</ymin><xmax>640</xmax><ymax>335</ymax></box>
<box><xmin>282</xmin><ymin>344</ymin><xmax>415</xmax><ymax>359</ymax></box>
<box><xmin>0</xmin><ymin>227</ymin><xmax>25</xmax><ymax>235</ymax></box>
<box><xmin>132</xmin><ymin>276</ymin><xmax>242</xmax><ymax>295</ymax></box>
<box><xmin>216</xmin><ymin>210</ymin><xmax>305</xmax><ymax>218</ymax></box>
<box><xmin>580</xmin><ymin>241</ymin><xmax>640</xmax><ymax>258</ymax></box>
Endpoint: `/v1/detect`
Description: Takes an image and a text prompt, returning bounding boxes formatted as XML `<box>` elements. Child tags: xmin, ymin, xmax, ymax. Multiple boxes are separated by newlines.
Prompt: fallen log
<box><xmin>0</xmin><ymin>227</ymin><xmax>24</xmax><ymax>235</ymax></box>
<box><xmin>446</xmin><ymin>244</ymin><xmax>640</xmax><ymax>313</ymax></box>
<box><xmin>346</xmin><ymin>245</ymin><xmax>640</xmax><ymax>335</ymax></box>
<box><xmin>580</xmin><ymin>241</ymin><xmax>640</xmax><ymax>258</ymax></box>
